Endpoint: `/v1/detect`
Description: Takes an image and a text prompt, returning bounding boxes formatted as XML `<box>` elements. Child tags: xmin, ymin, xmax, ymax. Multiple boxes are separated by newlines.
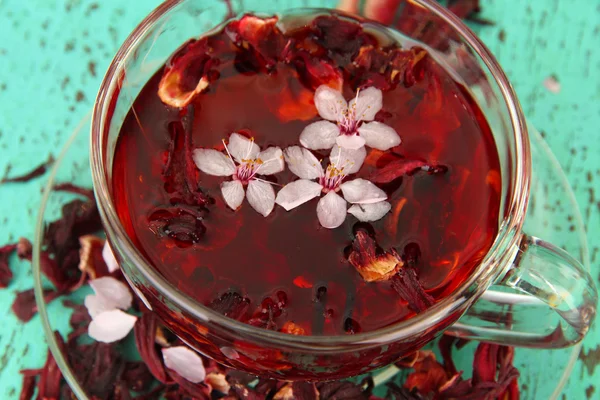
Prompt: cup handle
<box><xmin>446</xmin><ymin>234</ymin><xmax>598</xmax><ymax>348</ymax></box>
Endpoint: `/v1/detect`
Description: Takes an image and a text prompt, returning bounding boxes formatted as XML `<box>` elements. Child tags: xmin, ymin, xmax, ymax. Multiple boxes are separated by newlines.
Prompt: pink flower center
<box><xmin>235</xmin><ymin>159</ymin><xmax>262</xmax><ymax>184</ymax></box>
<box><xmin>319</xmin><ymin>164</ymin><xmax>346</xmax><ymax>193</ymax></box>
<box><xmin>338</xmin><ymin>109</ymin><xmax>360</xmax><ymax>136</ymax></box>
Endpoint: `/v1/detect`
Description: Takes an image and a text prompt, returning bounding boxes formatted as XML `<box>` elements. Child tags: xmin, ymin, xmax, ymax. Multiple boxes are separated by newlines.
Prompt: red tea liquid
<box><xmin>112</xmin><ymin>13</ymin><xmax>501</xmax><ymax>335</ymax></box>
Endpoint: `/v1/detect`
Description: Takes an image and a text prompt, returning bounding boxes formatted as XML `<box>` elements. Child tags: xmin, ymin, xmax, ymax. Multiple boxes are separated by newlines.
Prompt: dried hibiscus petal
<box><xmin>312</xmin><ymin>15</ymin><xmax>366</xmax><ymax>59</ymax></box>
<box><xmin>158</xmin><ymin>39</ymin><xmax>214</xmax><ymax>108</ymax></box>
<box><xmin>316</xmin><ymin>378</ymin><xmax>374</xmax><ymax>400</ymax></box>
<box><xmin>287</xmin><ymin>50</ymin><xmax>343</xmax><ymax>91</ymax></box>
<box><xmin>403</xmin><ymin>351</ymin><xmax>459</xmax><ymax>395</ymax></box>
<box><xmin>134</xmin><ymin>313</ymin><xmax>169</xmax><ymax>383</ymax></box>
<box><xmin>391</xmin><ymin>267</ymin><xmax>434</xmax><ymax>314</ymax></box>
<box><xmin>369</xmin><ymin>158</ymin><xmax>448</xmax><ymax>184</ymax></box>
<box><xmin>37</xmin><ymin>332</ymin><xmax>65</xmax><ymax>400</ymax></box>
<box><xmin>348</xmin><ymin>230</ymin><xmax>403</xmax><ymax>282</ymax></box>
<box><xmin>1</xmin><ymin>155</ymin><xmax>54</xmax><ymax>183</ymax></box>
<box><xmin>11</xmin><ymin>288</ymin><xmax>60</xmax><ymax>322</ymax></box>
<box><xmin>0</xmin><ymin>242</ymin><xmax>17</xmax><ymax>288</ymax></box>
<box><xmin>78</xmin><ymin>235</ymin><xmax>109</xmax><ymax>280</ymax></box>
<box><xmin>163</xmin><ymin>110</ymin><xmax>209</xmax><ymax>207</ymax></box>
<box><xmin>19</xmin><ymin>374</ymin><xmax>37</xmax><ymax>400</ymax></box>
<box><xmin>227</xmin><ymin>15</ymin><xmax>287</xmax><ymax>69</ymax></box>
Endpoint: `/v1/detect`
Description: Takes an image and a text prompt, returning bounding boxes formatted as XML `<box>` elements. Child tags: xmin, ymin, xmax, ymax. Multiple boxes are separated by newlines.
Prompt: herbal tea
<box><xmin>112</xmin><ymin>13</ymin><xmax>501</xmax><ymax>335</ymax></box>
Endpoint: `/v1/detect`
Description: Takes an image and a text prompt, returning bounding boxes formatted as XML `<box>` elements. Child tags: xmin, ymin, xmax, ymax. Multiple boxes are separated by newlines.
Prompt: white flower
<box><xmin>275</xmin><ymin>145</ymin><xmax>392</xmax><ymax>229</ymax></box>
<box><xmin>85</xmin><ymin>276</ymin><xmax>137</xmax><ymax>343</ymax></box>
<box><xmin>299</xmin><ymin>85</ymin><xmax>401</xmax><ymax>151</ymax></box>
<box><xmin>162</xmin><ymin>346</ymin><xmax>206</xmax><ymax>383</ymax></box>
<box><xmin>102</xmin><ymin>241</ymin><xmax>119</xmax><ymax>273</ymax></box>
<box><xmin>192</xmin><ymin>133</ymin><xmax>284</xmax><ymax>217</ymax></box>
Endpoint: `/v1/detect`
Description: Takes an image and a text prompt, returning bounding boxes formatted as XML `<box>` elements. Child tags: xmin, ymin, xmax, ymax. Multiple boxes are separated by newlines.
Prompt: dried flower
<box><xmin>300</xmin><ymin>85</ymin><xmax>400</xmax><ymax>151</ymax></box>
<box><xmin>348</xmin><ymin>231</ymin><xmax>402</xmax><ymax>282</ymax></box>
<box><xmin>276</xmin><ymin>146</ymin><xmax>391</xmax><ymax>228</ymax></box>
<box><xmin>193</xmin><ymin>133</ymin><xmax>284</xmax><ymax>217</ymax></box>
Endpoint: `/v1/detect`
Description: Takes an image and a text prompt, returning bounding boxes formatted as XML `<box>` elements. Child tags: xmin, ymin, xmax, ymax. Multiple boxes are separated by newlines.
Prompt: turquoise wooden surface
<box><xmin>0</xmin><ymin>0</ymin><xmax>598</xmax><ymax>398</ymax></box>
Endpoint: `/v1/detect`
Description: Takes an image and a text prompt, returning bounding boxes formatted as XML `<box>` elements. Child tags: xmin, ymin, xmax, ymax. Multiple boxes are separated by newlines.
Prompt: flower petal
<box><xmin>102</xmin><ymin>242</ymin><xmax>119</xmax><ymax>273</ymax></box>
<box><xmin>335</xmin><ymin>134</ymin><xmax>366</xmax><ymax>150</ymax></box>
<box><xmin>329</xmin><ymin>144</ymin><xmax>366</xmax><ymax>174</ymax></box>
<box><xmin>88</xmin><ymin>309</ymin><xmax>137</xmax><ymax>343</ymax></box>
<box><xmin>348</xmin><ymin>201</ymin><xmax>392</xmax><ymax>222</ymax></box>
<box><xmin>246</xmin><ymin>180</ymin><xmax>275</xmax><ymax>217</ymax></box>
<box><xmin>358</xmin><ymin>122</ymin><xmax>401</xmax><ymax>151</ymax></box>
<box><xmin>275</xmin><ymin>179</ymin><xmax>323</xmax><ymax>211</ymax></box>
<box><xmin>256</xmin><ymin>146</ymin><xmax>284</xmax><ymax>175</ymax></box>
<box><xmin>221</xmin><ymin>180</ymin><xmax>245</xmax><ymax>210</ymax></box>
<box><xmin>340</xmin><ymin>178</ymin><xmax>387</xmax><ymax>204</ymax></box>
<box><xmin>314</xmin><ymin>85</ymin><xmax>347</xmax><ymax>121</ymax></box>
<box><xmin>299</xmin><ymin>121</ymin><xmax>340</xmax><ymax>150</ymax></box>
<box><xmin>283</xmin><ymin>146</ymin><xmax>324</xmax><ymax>179</ymax></box>
<box><xmin>192</xmin><ymin>149</ymin><xmax>236</xmax><ymax>176</ymax></box>
<box><xmin>228</xmin><ymin>132</ymin><xmax>260</xmax><ymax>162</ymax></box>
<box><xmin>162</xmin><ymin>346</ymin><xmax>206</xmax><ymax>383</ymax></box>
<box><xmin>84</xmin><ymin>294</ymin><xmax>112</xmax><ymax>318</ymax></box>
<box><xmin>349</xmin><ymin>86</ymin><xmax>382</xmax><ymax>121</ymax></box>
<box><xmin>316</xmin><ymin>191</ymin><xmax>348</xmax><ymax>229</ymax></box>
<box><xmin>89</xmin><ymin>276</ymin><xmax>133</xmax><ymax>311</ymax></box>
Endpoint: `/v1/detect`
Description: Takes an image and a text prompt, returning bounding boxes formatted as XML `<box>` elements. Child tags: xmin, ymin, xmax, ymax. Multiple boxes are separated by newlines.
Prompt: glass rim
<box><xmin>90</xmin><ymin>0</ymin><xmax>531</xmax><ymax>349</ymax></box>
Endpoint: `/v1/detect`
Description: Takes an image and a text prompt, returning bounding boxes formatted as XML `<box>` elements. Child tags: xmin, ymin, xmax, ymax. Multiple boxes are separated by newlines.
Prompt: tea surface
<box><xmin>112</xmin><ymin>13</ymin><xmax>501</xmax><ymax>335</ymax></box>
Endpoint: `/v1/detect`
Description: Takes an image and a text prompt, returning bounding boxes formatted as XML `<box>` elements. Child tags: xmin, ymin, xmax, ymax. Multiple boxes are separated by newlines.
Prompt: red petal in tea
<box><xmin>312</xmin><ymin>15</ymin><xmax>367</xmax><ymax>60</ymax></box>
<box><xmin>208</xmin><ymin>290</ymin><xmax>251</xmax><ymax>320</ymax></box>
<box><xmin>348</xmin><ymin>230</ymin><xmax>403</xmax><ymax>282</ymax></box>
<box><xmin>158</xmin><ymin>39</ymin><xmax>214</xmax><ymax>108</ymax></box>
<box><xmin>0</xmin><ymin>242</ymin><xmax>17</xmax><ymax>288</ymax></box>
<box><xmin>369</xmin><ymin>158</ymin><xmax>448</xmax><ymax>184</ymax></box>
<box><xmin>163</xmin><ymin>110</ymin><xmax>209</xmax><ymax>207</ymax></box>
<box><xmin>391</xmin><ymin>267</ymin><xmax>434</xmax><ymax>314</ymax></box>
<box><xmin>289</xmin><ymin>50</ymin><xmax>344</xmax><ymax>91</ymax></box>
<box><xmin>228</xmin><ymin>15</ymin><xmax>286</xmax><ymax>69</ymax></box>
<box><xmin>11</xmin><ymin>288</ymin><xmax>60</xmax><ymax>322</ymax></box>
<box><xmin>1</xmin><ymin>155</ymin><xmax>54</xmax><ymax>184</ymax></box>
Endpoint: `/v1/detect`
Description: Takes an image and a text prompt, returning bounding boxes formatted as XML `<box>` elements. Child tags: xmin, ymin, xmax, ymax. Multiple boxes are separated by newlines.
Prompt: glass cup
<box><xmin>90</xmin><ymin>0</ymin><xmax>598</xmax><ymax>380</ymax></box>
